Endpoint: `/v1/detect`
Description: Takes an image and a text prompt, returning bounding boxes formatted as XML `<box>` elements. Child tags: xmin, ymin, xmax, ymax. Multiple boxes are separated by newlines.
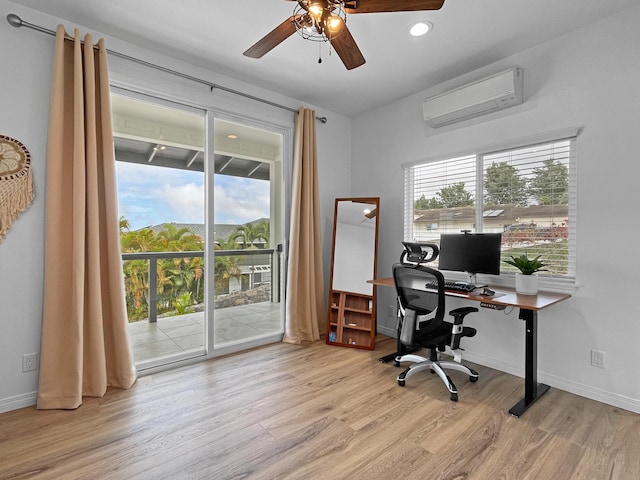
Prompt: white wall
<box><xmin>0</xmin><ymin>0</ymin><xmax>352</xmax><ymax>412</ymax></box>
<box><xmin>352</xmin><ymin>6</ymin><xmax>640</xmax><ymax>412</ymax></box>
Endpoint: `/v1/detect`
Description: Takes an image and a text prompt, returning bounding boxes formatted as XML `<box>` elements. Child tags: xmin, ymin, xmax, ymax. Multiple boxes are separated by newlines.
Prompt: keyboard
<box><xmin>425</xmin><ymin>281</ymin><xmax>477</xmax><ymax>293</ymax></box>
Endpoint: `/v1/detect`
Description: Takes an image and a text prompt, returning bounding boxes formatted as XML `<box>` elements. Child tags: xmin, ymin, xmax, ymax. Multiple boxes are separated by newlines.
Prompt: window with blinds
<box><xmin>404</xmin><ymin>136</ymin><xmax>576</xmax><ymax>282</ymax></box>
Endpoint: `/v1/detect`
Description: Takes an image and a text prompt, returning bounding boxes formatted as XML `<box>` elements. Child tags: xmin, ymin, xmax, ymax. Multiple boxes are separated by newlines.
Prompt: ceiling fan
<box><xmin>243</xmin><ymin>0</ymin><xmax>445</xmax><ymax>70</ymax></box>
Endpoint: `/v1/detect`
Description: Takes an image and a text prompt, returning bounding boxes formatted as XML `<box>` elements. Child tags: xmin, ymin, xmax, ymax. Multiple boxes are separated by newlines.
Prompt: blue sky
<box><xmin>116</xmin><ymin>162</ymin><xmax>270</xmax><ymax>230</ymax></box>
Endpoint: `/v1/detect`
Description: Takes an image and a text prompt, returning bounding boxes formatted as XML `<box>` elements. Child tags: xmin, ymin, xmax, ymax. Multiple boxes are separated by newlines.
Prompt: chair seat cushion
<box><xmin>413</xmin><ymin>322</ymin><xmax>477</xmax><ymax>347</ymax></box>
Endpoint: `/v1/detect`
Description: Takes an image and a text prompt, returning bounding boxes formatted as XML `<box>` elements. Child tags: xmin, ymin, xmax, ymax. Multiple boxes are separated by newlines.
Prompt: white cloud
<box><xmin>116</xmin><ymin>162</ymin><xmax>270</xmax><ymax>229</ymax></box>
<box><xmin>159</xmin><ymin>182</ymin><xmax>205</xmax><ymax>223</ymax></box>
<box><xmin>214</xmin><ymin>176</ymin><xmax>270</xmax><ymax>224</ymax></box>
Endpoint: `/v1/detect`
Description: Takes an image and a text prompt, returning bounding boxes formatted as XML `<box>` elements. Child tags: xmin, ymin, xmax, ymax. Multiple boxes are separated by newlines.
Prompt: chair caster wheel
<box><xmin>393</xmin><ymin>360</ymin><xmax>400</xmax><ymax>367</ymax></box>
<box><xmin>450</xmin><ymin>393</ymin><xmax>458</xmax><ymax>402</ymax></box>
<box><xmin>470</xmin><ymin>376</ymin><xmax>479</xmax><ymax>383</ymax></box>
<box><xmin>397</xmin><ymin>379</ymin><xmax>405</xmax><ymax>387</ymax></box>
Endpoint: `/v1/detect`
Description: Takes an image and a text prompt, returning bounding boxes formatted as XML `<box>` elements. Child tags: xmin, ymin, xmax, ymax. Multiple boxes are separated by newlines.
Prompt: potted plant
<box><xmin>504</xmin><ymin>253</ymin><xmax>547</xmax><ymax>295</ymax></box>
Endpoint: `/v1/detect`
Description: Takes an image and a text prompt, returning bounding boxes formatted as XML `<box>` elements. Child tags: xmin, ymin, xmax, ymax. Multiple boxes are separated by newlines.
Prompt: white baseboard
<box><xmin>461</xmin><ymin>351</ymin><xmax>640</xmax><ymax>414</ymax></box>
<box><xmin>0</xmin><ymin>391</ymin><xmax>37</xmax><ymax>414</ymax></box>
<box><xmin>538</xmin><ymin>371</ymin><xmax>640</xmax><ymax>414</ymax></box>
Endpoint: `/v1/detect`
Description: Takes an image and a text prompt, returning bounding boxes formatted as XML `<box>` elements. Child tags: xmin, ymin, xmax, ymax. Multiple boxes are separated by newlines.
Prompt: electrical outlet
<box><xmin>22</xmin><ymin>353</ymin><xmax>38</xmax><ymax>372</ymax></box>
<box><xmin>591</xmin><ymin>350</ymin><xmax>605</xmax><ymax>369</ymax></box>
<box><xmin>388</xmin><ymin>305</ymin><xmax>395</xmax><ymax>317</ymax></box>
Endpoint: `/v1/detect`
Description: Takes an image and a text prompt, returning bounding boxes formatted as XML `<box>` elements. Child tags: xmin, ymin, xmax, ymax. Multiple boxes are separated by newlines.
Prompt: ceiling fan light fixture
<box><xmin>326</xmin><ymin>14</ymin><xmax>344</xmax><ymax>33</ymax></box>
<box><xmin>410</xmin><ymin>21</ymin><xmax>433</xmax><ymax>37</ymax></box>
<box><xmin>308</xmin><ymin>3</ymin><xmax>323</xmax><ymax>16</ymax></box>
<box><xmin>244</xmin><ymin>0</ymin><xmax>446</xmax><ymax>70</ymax></box>
<box><xmin>294</xmin><ymin>1</ymin><xmax>347</xmax><ymax>42</ymax></box>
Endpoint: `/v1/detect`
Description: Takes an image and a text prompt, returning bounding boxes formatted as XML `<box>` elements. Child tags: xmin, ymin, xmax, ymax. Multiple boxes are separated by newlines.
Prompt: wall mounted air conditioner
<box><xmin>423</xmin><ymin>66</ymin><xmax>523</xmax><ymax>128</ymax></box>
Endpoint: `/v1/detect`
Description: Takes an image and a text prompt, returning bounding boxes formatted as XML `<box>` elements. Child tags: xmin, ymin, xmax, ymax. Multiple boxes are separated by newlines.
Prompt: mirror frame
<box><xmin>326</xmin><ymin>197</ymin><xmax>380</xmax><ymax>349</ymax></box>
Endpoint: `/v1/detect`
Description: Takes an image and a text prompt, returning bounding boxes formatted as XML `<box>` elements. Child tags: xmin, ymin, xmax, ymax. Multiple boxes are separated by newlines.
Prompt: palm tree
<box><xmin>121</xmin><ymin>227</ymin><xmax>158</xmax><ymax>252</ymax></box>
<box><xmin>214</xmin><ymin>236</ymin><xmax>242</xmax><ymax>294</ymax></box>
<box><xmin>156</xmin><ymin>223</ymin><xmax>202</xmax><ymax>251</ymax></box>
<box><xmin>119</xmin><ymin>216</ymin><xmax>131</xmax><ymax>233</ymax></box>
<box><xmin>119</xmin><ymin>220</ymin><xmax>206</xmax><ymax>317</ymax></box>
<box><xmin>153</xmin><ymin>224</ymin><xmax>205</xmax><ymax>311</ymax></box>
<box><xmin>230</xmin><ymin>221</ymin><xmax>269</xmax><ymax>248</ymax></box>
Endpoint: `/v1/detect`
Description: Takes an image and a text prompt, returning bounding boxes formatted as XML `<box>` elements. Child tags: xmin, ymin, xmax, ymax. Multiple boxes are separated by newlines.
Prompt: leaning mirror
<box><xmin>326</xmin><ymin>197</ymin><xmax>379</xmax><ymax>350</ymax></box>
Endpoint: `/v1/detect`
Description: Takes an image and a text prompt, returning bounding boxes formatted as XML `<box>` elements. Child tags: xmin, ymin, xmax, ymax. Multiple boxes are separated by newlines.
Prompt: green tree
<box><xmin>119</xmin><ymin>220</ymin><xmax>206</xmax><ymax>319</ymax></box>
<box><xmin>154</xmin><ymin>224</ymin><xmax>205</xmax><ymax>311</ymax></box>
<box><xmin>529</xmin><ymin>159</ymin><xmax>568</xmax><ymax>205</ymax></box>
<box><xmin>414</xmin><ymin>194</ymin><xmax>429</xmax><ymax>209</ymax></box>
<box><xmin>484</xmin><ymin>162</ymin><xmax>528</xmax><ymax>205</ymax></box>
<box><xmin>120</xmin><ymin>227</ymin><xmax>158</xmax><ymax>252</ymax></box>
<box><xmin>213</xmin><ymin>236</ymin><xmax>242</xmax><ymax>295</ymax></box>
<box><xmin>230</xmin><ymin>221</ymin><xmax>269</xmax><ymax>248</ymax></box>
<box><xmin>156</xmin><ymin>223</ymin><xmax>202</xmax><ymax>251</ymax></box>
<box><xmin>436</xmin><ymin>182</ymin><xmax>474</xmax><ymax>208</ymax></box>
<box><xmin>414</xmin><ymin>183</ymin><xmax>473</xmax><ymax>210</ymax></box>
<box><xmin>414</xmin><ymin>194</ymin><xmax>442</xmax><ymax>210</ymax></box>
<box><xmin>119</xmin><ymin>216</ymin><xmax>131</xmax><ymax>233</ymax></box>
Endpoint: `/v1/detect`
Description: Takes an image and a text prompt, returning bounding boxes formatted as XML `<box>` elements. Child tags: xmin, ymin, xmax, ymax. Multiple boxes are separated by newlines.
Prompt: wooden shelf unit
<box><xmin>326</xmin><ymin>290</ymin><xmax>375</xmax><ymax>350</ymax></box>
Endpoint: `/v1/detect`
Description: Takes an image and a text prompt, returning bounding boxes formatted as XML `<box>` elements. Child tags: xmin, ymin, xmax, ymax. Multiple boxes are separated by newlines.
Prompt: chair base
<box><xmin>395</xmin><ymin>354</ymin><xmax>479</xmax><ymax>402</ymax></box>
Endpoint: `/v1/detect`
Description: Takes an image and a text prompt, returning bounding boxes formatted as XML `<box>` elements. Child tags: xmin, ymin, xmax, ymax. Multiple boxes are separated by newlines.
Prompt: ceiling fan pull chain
<box><xmin>318</xmin><ymin>42</ymin><xmax>322</xmax><ymax>63</ymax></box>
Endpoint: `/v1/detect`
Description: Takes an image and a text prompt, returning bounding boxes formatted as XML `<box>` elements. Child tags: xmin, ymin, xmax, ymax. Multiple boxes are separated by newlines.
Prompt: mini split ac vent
<box><xmin>423</xmin><ymin>66</ymin><xmax>524</xmax><ymax>128</ymax></box>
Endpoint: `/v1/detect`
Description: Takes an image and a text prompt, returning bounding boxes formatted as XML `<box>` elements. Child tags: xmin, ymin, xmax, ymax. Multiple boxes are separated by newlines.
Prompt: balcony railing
<box><xmin>122</xmin><ymin>249</ymin><xmax>277</xmax><ymax>323</ymax></box>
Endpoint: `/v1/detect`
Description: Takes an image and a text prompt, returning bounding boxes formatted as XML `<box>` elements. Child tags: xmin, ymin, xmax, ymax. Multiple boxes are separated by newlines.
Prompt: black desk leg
<box><xmin>509</xmin><ymin>308</ymin><xmax>550</xmax><ymax>417</ymax></box>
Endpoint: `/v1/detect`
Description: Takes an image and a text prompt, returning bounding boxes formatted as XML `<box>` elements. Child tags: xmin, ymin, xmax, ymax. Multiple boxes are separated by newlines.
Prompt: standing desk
<box><xmin>369</xmin><ymin>277</ymin><xmax>571</xmax><ymax>417</ymax></box>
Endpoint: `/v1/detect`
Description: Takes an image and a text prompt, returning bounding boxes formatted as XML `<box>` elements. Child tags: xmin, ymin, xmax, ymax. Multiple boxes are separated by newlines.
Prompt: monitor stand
<box><xmin>466</xmin><ymin>272</ymin><xmax>487</xmax><ymax>288</ymax></box>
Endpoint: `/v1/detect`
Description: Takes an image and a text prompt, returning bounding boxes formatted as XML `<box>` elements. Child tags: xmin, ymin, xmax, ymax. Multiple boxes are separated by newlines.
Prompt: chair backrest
<box><xmin>393</xmin><ymin>263</ymin><xmax>446</xmax><ymax>346</ymax></box>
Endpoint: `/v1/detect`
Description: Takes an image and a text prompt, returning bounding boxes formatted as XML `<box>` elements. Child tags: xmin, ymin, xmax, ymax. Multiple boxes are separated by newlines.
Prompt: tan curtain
<box><xmin>37</xmin><ymin>26</ymin><xmax>136</xmax><ymax>410</ymax></box>
<box><xmin>284</xmin><ymin>108</ymin><xmax>325</xmax><ymax>344</ymax></box>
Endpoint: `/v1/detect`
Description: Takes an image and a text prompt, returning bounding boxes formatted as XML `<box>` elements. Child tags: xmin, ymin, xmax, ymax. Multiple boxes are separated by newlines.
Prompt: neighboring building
<box><xmin>413</xmin><ymin>204</ymin><xmax>569</xmax><ymax>241</ymax></box>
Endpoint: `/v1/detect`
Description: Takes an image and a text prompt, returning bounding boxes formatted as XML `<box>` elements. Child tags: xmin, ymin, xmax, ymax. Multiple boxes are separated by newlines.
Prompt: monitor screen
<box><xmin>438</xmin><ymin>233</ymin><xmax>502</xmax><ymax>276</ymax></box>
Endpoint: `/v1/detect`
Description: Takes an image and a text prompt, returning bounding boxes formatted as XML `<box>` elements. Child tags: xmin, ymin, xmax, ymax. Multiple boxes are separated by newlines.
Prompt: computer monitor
<box><xmin>438</xmin><ymin>232</ymin><xmax>502</xmax><ymax>283</ymax></box>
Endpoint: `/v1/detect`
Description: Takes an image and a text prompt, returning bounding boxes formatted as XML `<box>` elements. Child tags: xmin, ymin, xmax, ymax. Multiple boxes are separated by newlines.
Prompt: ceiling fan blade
<box><xmin>243</xmin><ymin>16</ymin><xmax>298</xmax><ymax>58</ymax></box>
<box><xmin>330</xmin><ymin>25</ymin><xmax>366</xmax><ymax>70</ymax></box>
<box><xmin>365</xmin><ymin>208</ymin><xmax>377</xmax><ymax>219</ymax></box>
<box><xmin>345</xmin><ymin>0</ymin><xmax>445</xmax><ymax>14</ymax></box>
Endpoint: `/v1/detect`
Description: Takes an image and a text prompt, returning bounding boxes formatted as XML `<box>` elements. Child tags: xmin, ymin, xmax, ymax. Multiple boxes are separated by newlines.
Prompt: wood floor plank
<box><xmin>1</xmin><ymin>336</ymin><xmax>638</xmax><ymax>480</ymax></box>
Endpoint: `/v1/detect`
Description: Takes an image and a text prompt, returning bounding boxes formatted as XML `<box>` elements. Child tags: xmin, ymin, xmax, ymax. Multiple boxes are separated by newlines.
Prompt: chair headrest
<box><xmin>400</xmin><ymin>242</ymin><xmax>439</xmax><ymax>265</ymax></box>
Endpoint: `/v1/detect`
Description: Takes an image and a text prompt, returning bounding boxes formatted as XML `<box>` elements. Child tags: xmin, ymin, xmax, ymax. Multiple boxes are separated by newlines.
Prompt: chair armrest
<box><xmin>448</xmin><ymin>306</ymin><xmax>478</xmax><ymax>350</ymax></box>
<box><xmin>399</xmin><ymin>309</ymin><xmax>417</xmax><ymax>346</ymax></box>
<box><xmin>448</xmin><ymin>306</ymin><xmax>479</xmax><ymax>324</ymax></box>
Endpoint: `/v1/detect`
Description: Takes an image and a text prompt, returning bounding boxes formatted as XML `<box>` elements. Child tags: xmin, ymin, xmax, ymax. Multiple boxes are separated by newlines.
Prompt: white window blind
<box><xmin>404</xmin><ymin>135</ymin><xmax>577</xmax><ymax>286</ymax></box>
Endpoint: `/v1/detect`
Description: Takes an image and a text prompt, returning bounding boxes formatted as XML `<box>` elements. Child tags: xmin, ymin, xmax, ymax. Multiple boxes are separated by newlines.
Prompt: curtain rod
<box><xmin>6</xmin><ymin>13</ymin><xmax>328</xmax><ymax>124</ymax></box>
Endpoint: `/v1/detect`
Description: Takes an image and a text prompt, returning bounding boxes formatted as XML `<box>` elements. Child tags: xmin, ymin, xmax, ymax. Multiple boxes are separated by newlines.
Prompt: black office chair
<box><xmin>392</xmin><ymin>263</ymin><xmax>479</xmax><ymax>401</ymax></box>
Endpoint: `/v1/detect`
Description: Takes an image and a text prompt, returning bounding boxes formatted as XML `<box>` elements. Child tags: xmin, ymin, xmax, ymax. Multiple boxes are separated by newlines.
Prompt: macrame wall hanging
<box><xmin>0</xmin><ymin>135</ymin><xmax>35</xmax><ymax>242</ymax></box>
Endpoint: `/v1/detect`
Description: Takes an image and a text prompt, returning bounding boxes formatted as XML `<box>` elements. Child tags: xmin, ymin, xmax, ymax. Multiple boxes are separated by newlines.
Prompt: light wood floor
<box><xmin>2</xmin><ymin>336</ymin><xmax>639</xmax><ymax>480</ymax></box>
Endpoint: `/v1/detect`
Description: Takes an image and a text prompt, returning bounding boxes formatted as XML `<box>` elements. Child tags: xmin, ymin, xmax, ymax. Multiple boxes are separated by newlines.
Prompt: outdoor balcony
<box><xmin>122</xmin><ymin>248</ymin><xmax>282</xmax><ymax>364</ymax></box>
<box><xmin>127</xmin><ymin>301</ymin><xmax>281</xmax><ymax>362</ymax></box>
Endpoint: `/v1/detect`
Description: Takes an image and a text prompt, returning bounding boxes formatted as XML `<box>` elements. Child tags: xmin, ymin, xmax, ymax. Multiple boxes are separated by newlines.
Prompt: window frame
<box><xmin>403</xmin><ymin>128</ymin><xmax>579</xmax><ymax>292</ymax></box>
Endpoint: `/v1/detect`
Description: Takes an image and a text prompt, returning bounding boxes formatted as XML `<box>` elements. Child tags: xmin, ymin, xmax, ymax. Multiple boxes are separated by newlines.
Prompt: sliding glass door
<box><xmin>113</xmin><ymin>93</ymin><xmax>207</xmax><ymax>368</ymax></box>
<box><xmin>209</xmin><ymin>117</ymin><xmax>284</xmax><ymax>349</ymax></box>
<box><xmin>112</xmin><ymin>92</ymin><xmax>285</xmax><ymax>369</ymax></box>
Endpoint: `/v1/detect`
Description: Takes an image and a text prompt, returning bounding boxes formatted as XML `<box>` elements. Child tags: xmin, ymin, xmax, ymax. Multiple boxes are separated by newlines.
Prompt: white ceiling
<box><xmin>9</xmin><ymin>0</ymin><xmax>640</xmax><ymax>117</ymax></box>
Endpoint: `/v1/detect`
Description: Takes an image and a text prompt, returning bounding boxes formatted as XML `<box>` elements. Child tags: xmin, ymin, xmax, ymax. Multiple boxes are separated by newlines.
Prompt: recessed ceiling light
<box><xmin>410</xmin><ymin>21</ymin><xmax>433</xmax><ymax>37</ymax></box>
<box><xmin>227</xmin><ymin>134</ymin><xmax>238</xmax><ymax>139</ymax></box>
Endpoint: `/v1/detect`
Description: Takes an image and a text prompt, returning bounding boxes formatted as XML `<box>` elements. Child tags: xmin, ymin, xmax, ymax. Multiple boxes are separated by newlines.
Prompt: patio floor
<box><xmin>128</xmin><ymin>302</ymin><xmax>282</xmax><ymax>363</ymax></box>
